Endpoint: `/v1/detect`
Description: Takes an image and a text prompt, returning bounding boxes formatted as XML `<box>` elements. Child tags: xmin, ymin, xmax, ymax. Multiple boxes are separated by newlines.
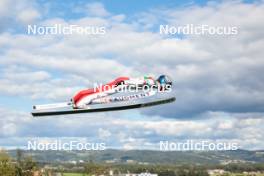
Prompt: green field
<box><xmin>63</xmin><ymin>173</ymin><xmax>89</xmax><ymax>176</ymax></box>
<box><xmin>212</xmin><ymin>173</ymin><xmax>264</xmax><ymax>176</ymax></box>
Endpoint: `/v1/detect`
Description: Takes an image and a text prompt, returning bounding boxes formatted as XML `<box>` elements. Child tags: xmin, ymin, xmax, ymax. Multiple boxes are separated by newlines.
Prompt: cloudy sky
<box><xmin>0</xmin><ymin>0</ymin><xmax>264</xmax><ymax>150</ymax></box>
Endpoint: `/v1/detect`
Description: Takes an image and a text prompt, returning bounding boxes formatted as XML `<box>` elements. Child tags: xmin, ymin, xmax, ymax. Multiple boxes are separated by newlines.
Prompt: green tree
<box><xmin>85</xmin><ymin>162</ymin><xmax>106</xmax><ymax>175</ymax></box>
<box><xmin>159</xmin><ymin>170</ymin><xmax>176</xmax><ymax>176</ymax></box>
<box><xmin>0</xmin><ymin>150</ymin><xmax>16</xmax><ymax>176</ymax></box>
<box><xmin>15</xmin><ymin>150</ymin><xmax>38</xmax><ymax>176</ymax></box>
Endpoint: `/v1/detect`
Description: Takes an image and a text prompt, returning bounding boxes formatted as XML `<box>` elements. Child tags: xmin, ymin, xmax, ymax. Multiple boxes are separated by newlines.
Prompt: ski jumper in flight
<box><xmin>72</xmin><ymin>75</ymin><xmax>172</xmax><ymax>109</ymax></box>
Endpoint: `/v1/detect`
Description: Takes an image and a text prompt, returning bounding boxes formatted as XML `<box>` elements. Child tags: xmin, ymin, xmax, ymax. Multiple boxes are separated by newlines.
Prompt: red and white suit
<box><xmin>72</xmin><ymin>76</ymin><xmax>156</xmax><ymax>108</ymax></box>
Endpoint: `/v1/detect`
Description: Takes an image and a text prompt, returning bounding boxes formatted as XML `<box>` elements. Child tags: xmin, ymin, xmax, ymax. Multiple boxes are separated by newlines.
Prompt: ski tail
<box><xmin>33</xmin><ymin>102</ymin><xmax>72</xmax><ymax>110</ymax></box>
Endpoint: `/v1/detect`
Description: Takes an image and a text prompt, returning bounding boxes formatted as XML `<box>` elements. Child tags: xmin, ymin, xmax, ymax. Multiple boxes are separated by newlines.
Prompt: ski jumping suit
<box><xmin>72</xmin><ymin>76</ymin><xmax>156</xmax><ymax>108</ymax></box>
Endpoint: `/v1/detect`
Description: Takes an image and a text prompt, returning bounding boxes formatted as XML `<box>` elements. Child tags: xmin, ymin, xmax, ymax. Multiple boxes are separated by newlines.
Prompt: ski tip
<box><xmin>31</xmin><ymin>112</ymin><xmax>37</xmax><ymax>117</ymax></box>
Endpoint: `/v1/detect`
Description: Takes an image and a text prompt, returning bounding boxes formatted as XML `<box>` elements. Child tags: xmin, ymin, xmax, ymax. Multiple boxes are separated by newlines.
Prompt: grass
<box><xmin>213</xmin><ymin>173</ymin><xmax>264</xmax><ymax>176</ymax></box>
<box><xmin>63</xmin><ymin>173</ymin><xmax>89</xmax><ymax>176</ymax></box>
<box><xmin>231</xmin><ymin>173</ymin><xmax>264</xmax><ymax>176</ymax></box>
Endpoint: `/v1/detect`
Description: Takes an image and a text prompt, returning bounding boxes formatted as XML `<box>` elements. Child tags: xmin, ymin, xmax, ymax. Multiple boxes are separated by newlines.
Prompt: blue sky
<box><xmin>36</xmin><ymin>0</ymin><xmax>208</xmax><ymax>18</ymax></box>
<box><xmin>0</xmin><ymin>0</ymin><xmax>264</xmax><ymax>150</ymax></box>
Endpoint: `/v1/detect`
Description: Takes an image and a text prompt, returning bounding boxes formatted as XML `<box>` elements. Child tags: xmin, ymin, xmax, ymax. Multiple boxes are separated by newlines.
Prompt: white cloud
<box><xmin>0</xmin><ymin>107</ymin><xmax>264</xmax><ymax>150</ymax></box>
<box><xmin>98</xmin><ymin>128</ymin><xmax>111</xmax><ymax>139</ymax></box>
<box><xmin>2</xmin><ymin>123</ymin><xmax>17</xmax><ymax>136</ymax></box>
<box><xmin>2</xmin><ymin>66</ymin><xmax>50</xmax><ymax>82</ymax></box>
<box><xmin>0</xmin><ymin>0</ymin><xmax>40</xmax><ymax>27</ymax></box>
<box><xmin>17</xmin><ymin>9</ymin><xmax>40</xmax><ymax>23</ymax></box>
<box><xmin>0</xmin><ymin>0</ymin><xmax>12</xmax><ymax>17</ymax></box>
<box><xmin>85</xmin><ymin>2</ymin><xmax>110</xmax><ymax>17</ymax></box>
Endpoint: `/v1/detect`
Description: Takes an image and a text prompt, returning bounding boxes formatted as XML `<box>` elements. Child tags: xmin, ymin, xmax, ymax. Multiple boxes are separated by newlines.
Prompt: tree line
<box><xmin>0</xmin><ymin>149</ymin><xmax>37</xmax><ymax>176</ymax></box>
<box><xmin>1</xmin><ymin>149</ymin><xmax>264</xmax><ymax>176</ymax></box>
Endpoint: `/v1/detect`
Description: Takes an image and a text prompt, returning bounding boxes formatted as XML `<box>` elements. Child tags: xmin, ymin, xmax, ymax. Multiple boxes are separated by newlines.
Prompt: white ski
<box><xmin>32</xmin><ymin>96</ymin><xmax>176</xmax><ymax>117</ymax></box>
<box><xmin>33</xmin><ymin>102</ymin><xmax>72</xmax><ymax>110</ymax></box>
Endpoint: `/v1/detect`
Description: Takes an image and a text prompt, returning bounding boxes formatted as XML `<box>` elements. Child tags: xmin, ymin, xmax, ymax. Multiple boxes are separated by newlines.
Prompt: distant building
<box><xmin>220</xmin><ymin>159</ymin><xmax>251</xmax><ymax>165</ymax></box>
<box><xmin>117</xmin><ymin>173</ymin><xmax>157</xmax><ymax>176</ymax></box>
<box><xmin>207</xmin><ymin>169</ymin><xmax>226</xmax><ymax>175</ymax></box>
<box><xmin>126</xmin><ymin>159</ymin><xmax>136</xmax><ymax>164</ymax></box>
<box><xmin>138</xmin><ymin>162</ymin><xmax>150</xmax><ymax>165</ymax></box>
<box><xmin>68</xmin><ymin>160</ymin><xmax>77</xmax><ymax>164</ymax></box>
<box><xmin>109</xmin><ymin>170</ymin><xmax>158</xmax><ymax>176</ymax></box>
